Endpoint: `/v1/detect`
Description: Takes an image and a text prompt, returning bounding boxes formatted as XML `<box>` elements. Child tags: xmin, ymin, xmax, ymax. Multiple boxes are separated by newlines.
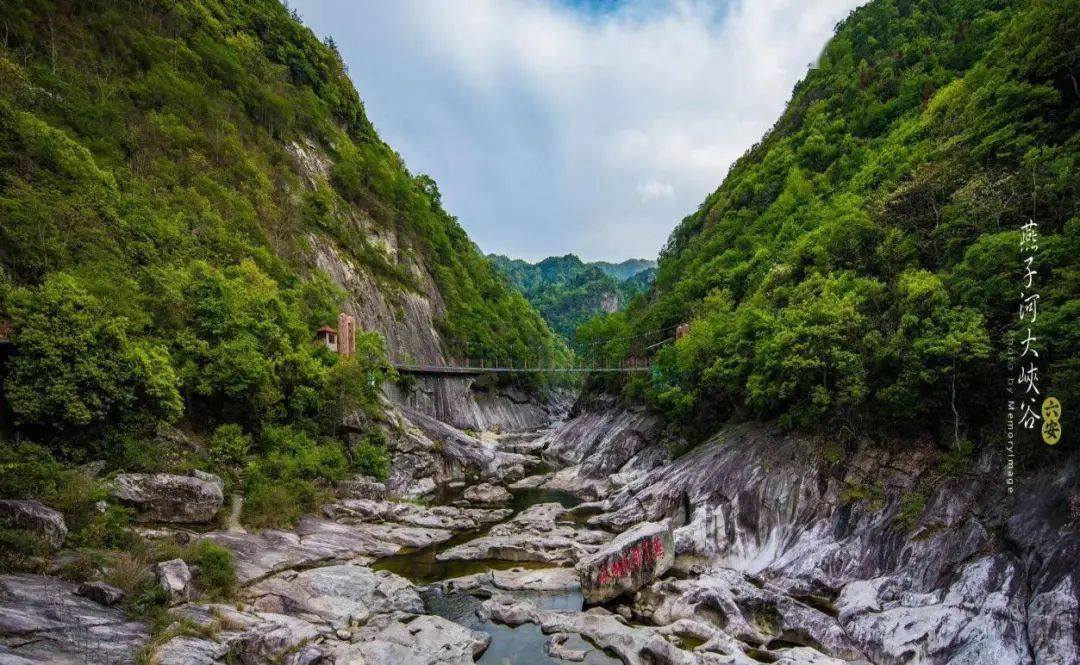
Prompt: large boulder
<box><xmin>156</xmin><ymin>559</ymin><xmax>192</xmax><ymax>604</ymax></box>
<box><xmin>461</xmin><ymin>482</ymin><xmax>512</xmax><ymax>505</ymax></box>
<box><xmin>0</xmin><ymin>499</ymin><xmax>67</xmax><ymax>549</ymax></box>
<box><xmin>109</xmin><ymin>472</ymin><xmax>224</xmax><ymax>523</ymax></box>
<box><xmin>576</xmin><ymin>520</ymin><xmax>674</xmax><ymax>603</ymax></box>
<box><xmin>245</xmin><ymin>564</ymin><xmax>423</xmax><ymax>629</ymax></box>
<box><xmin>337</xmin><ymin>474</ymin><xmax>387</xmax><ymax>501</ymax></box>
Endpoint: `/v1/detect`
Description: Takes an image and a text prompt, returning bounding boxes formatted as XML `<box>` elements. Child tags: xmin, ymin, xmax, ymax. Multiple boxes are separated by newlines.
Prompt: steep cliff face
<box><xmin>384</xmin><ymin>376</ymin><xmax>573</xmax><ymax>433</ymax></box>
<box><xmin>563</xmin><ymin>406</ymin><xmax>1079</xmax><ymax>664</ymax></box>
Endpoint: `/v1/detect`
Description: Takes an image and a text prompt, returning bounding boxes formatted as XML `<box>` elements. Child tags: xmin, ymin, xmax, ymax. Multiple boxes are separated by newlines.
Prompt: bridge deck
<box><xmin>391</xmin><ymin>364</ymin><xmax>650</xmax><ymax>376</ymax></box>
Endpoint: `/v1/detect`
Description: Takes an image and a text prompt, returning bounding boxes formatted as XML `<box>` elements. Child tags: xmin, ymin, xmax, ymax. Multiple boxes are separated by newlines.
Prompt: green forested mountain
<box><xmin>0</xmin><ymin>0</ymin><xmax>566</xmax><ymax>522</ymax></box>
<box><xmin>581</xmin><ymin>0</ymin><xmax>1077</xmax><ymax>457</ymax></box>
<box><xmin>591</xmin><ymin>258</ymin><xmax>657</xmax><ymax>282</ymax></box>
<box><xmin>489</xmin><ymin>254</ymin><xmax>655</xmax><ymax>340</ymax></box>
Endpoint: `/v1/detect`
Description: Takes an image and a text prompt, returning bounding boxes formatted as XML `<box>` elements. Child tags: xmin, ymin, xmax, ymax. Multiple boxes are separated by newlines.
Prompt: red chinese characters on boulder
<box><xmin>596</xmin><ymin>535</ymin><xmax>666</xmax><ymax>586</ymax></box>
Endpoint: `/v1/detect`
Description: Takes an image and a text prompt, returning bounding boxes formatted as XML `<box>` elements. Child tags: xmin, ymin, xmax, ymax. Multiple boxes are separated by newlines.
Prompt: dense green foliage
<box><xmin>489</xmin><ymin>254</ymin><xmax>655</xmax><ymax>341</ymax></box>
<box><xmin>0</xmin><ymin>0</ymin><xmax>566</xmax><ymax>533</ymax></box>
<box><xmin>583</xmin><ymin>0</ymin><xmax>1078</xmax><ymax>453</ymax></box>
<box><xmin>591</xmin><ymin>259</ymin><xmax>657</xmax><ymax>282</ymax></box>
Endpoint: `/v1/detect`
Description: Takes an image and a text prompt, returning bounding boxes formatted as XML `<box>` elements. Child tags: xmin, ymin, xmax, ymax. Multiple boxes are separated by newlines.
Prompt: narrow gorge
<box><xmin>3</xmin><ymin>378</ymin><xmax>1076</xmax><ymax>664</ymax></box>
<box><xmin>0</xmin><ymin>0</ymin><xmax>1076</xmax><ymax>664</ymax></box>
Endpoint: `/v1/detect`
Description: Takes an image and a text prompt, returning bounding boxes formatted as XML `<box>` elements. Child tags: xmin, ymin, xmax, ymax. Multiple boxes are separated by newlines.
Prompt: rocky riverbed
<box><xmin>1</xmin><ymin>394</ymin><xmax>1076</xmax><ymax>664</ymax></box>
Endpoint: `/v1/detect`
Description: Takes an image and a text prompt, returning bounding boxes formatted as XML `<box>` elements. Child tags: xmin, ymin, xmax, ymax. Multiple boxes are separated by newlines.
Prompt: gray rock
<box><xmin>0</xmin><ymin>574</ymin><xmax>148</xmax><ymax>663</ymax></box>
<box><xmin>338</xmin><ymin>474</ymin><xmax>388</xmax><ymax>500</ymax></box>
<box><xmin>245</xmin><ymin>564</ymin><xmax>423</xmax><ymax>629</ymax></box>
<box><xmin>156</xmin><ymin>558</ymin><xmax>192</xmax><ymax>604</ymax></box>
<box><xmin>165</xmin><ymin>602</ymin><xmax>320</xmax><ymax>665</ymax></box>
<box><xmin>437</xmin><ymin>503</ymin><xmax>602</xmax><ymax>565</ymax></box>
<box><xmin>109</xmin><ymin>472</ymin><xmax>224</xmax><ymax>523</ymax></box>
<box><xmin>576</xmin><ymin>520</ymin><xmax>674</xmax><ymax>603</ymax></box>
<box><xmin>483</xmin><ymin>598</ymin><xmax>693</xmax><ymax>665</ymax></box>
<box><xmin>546</xmin><ymin>633</ymin><xmax>586</xmax><ymax>661</ymax></box>
<box><xmin>76</xmin><ymin>581</ymin><xmax>124</xmax><ymax>606</ymax></box>
<box><xmin>539</xmin><ymin>397</ymin><xmax>660</xmax><ymax>478</ymax></box>
<box><xmin>324</xmin><ymin>498</ymin><xmax>510</xmax><ymax>531</ymax></box>
<box><xmin>491</xmin><ymin>567</ymin><xmax>580</xmax><ymax>592</ymax></box>
<box><xmin>332</xmin><ymin>612</ymin><xmax>490</xmax><ymax>664</ymax></box>
<box><xmin>461</xmin><ymin>482</ymin><xmax>512</xmax><ymax>505</ymax></box>
<box><xmin>200</xmin><ymin>516</ymin><xmax>405</xmax><ymax>585</ymax></box>
<box><xmin>0</xmin><ymin>499</ymin><xmax>67</xmax><ymax>548</ymax></box>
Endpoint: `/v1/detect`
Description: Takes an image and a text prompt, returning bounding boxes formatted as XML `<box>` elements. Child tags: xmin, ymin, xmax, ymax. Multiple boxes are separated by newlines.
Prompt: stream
<box><xmin>372</xmin><ymin>477</ymin><xmax>615</xmax><ymax>664</ymax></box>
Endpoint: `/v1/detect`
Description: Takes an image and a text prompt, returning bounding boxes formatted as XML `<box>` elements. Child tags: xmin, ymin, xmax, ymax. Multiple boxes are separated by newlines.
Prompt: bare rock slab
<box><xmin>245</xmin><ymin>564</ymin><xmax>423</xmax><ymax>629</ymax></box>
<box><xmin>576</xmin><ymin>520</ymin><xmax>674</xmax><ymax>603</ymax></box>
<box><xmin>332</xmin><ymin>612</ymin><xmax>490</xmax><ymax>664</ymax></box>
<box><xmin>109</xmin><ymin>472</ymin><xmax>224</xmax><ymax>523</ymax></box>
<box><xmin>0</xmin><ymin>574</ymin><xmax>148</xmax><ymax>664</ymax></box>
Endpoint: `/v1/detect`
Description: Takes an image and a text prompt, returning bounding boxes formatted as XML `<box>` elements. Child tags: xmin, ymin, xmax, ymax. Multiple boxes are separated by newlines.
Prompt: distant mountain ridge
<box><xmin>488</xmin><ymin>254</ymin><xmax>655</xmax><ymax>340</ymax></box>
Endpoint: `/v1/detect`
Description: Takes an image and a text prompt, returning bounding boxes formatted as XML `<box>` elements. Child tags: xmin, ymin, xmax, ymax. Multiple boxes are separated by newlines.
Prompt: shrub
<box><xmin>69</xmin><ymin>505</ymin><xmax>137</xmax><ymax>550</ymax></box>
<box><xmin>184</xmin><ymin>540</ymin><xmax>236</xmax><ymax>600</ymax></box>
<box><xmin>208</xmin><ymin>424</ymin><xmax>251</xmax><ymax>467</ymax></box>
<box><xmin>0</xmin><ymin>441</ymin><xmax>63</xmax><ymax>500</ymax></box>
<box><xmin>894</xmin><ymin>490</ymin><xmax>927</xmax><ymax>530</ymax></box>
<box><xmin>242</xmin><ymin>479</ymin><xmax>323</xmax><ymax>530</ymax></box>
<box><xmin>939</xmin><ymin>439</ymin><xmax>975</xmax><ymax>477</ymax></box>
<box><xmin>351</xmin><ymin>431</ymin><xmax>390</xmax><ymax>480</ymax></box>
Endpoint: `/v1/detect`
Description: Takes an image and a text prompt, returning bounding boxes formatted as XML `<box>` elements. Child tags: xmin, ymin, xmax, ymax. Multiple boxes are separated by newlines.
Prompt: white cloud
<box><xmin>638</xmin><ymin>179</ymin><xmax>675</xmax><ymax>202</ymax></box>
<box><xmin>291</xmin><ymin>0</ymin><xmax>865</xmax><ymax>261</ymax></box>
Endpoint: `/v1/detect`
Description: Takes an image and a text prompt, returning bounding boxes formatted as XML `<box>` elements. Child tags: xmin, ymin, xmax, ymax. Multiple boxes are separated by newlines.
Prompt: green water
<box><xmin>375</xmin><ymin>485</ymin><xmax>605</xmax><ymax>661</ymax></box>
<box><xmin>422</xmin><ymin>587</ymin><xmax>619</xmax><ymax>665</ymax></box>
<box><xmin>507</xmin><ymin>487</ymin><xmax>579</xmax><ymax>514</ymax></box>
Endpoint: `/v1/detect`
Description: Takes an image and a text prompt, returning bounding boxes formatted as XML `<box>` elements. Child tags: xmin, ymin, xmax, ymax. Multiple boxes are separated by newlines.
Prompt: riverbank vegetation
<box><xmin>578</xmin><ymin>0</ymin><xmax>1077</xmax><ymax>463</ymax></box>
<box><xmin>0</xmin><ymin>0</ymin><xmax>568</xmax><ymax>581</ymax></box>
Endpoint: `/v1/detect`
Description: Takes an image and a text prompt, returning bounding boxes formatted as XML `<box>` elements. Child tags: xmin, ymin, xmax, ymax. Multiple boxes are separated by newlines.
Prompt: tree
<box><xmin>5</xmin><ymin>273</ymin><xmax>182</xmax><ymax>445</ymax></box>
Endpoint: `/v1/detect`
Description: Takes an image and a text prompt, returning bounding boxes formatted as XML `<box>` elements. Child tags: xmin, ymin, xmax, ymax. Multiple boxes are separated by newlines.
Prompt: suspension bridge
<box><xmin>388</xmin><ymin>323</ymin><xmax>688</xmax><ymax>376</ymax></box>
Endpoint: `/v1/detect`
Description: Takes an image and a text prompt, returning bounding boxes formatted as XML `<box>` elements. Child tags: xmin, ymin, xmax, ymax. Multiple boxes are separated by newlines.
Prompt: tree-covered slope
<box><xmin>583</xmin><ymin>0</ymin><xmax>1077</xmax><ymax>456</ymax></box>
<box><xmin>489</xmin><ymin>253</ymin><xmax>655</xmax><ymax>340</ymax></box>
<box><xmin>0</xmin><ymin>0</ymin><xmax>567</xmax><ymax>522</ymax></box>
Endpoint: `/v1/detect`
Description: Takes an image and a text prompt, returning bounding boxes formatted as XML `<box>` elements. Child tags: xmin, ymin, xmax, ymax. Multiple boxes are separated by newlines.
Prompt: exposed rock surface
<box><xmin>336</xmin><ymin>474</ymin><xmax>387</xmax><ymax>501</ymax></box>
<box><xmin>0</xmin><ymin>574</ymin><xmax>148</xmax><ymax>663</ymax></box>
<box><xmin>245</xmin><ymin>564</ymin><xmax>423</xmax><ymax>629</ymax></box>
<box><xmin>383</xmin><ymin>406</ymin><xmax>540</xmax><ymax>499</ymax></box>
<box><xmin>200</xmin><ymin>516</ymin><xmax>406</xmax><ymax>584</ymax></box>
<box><xmin>109</xmin><ymin>472</ymin><xmax>224</xmax><ymax>523</ymax></box>
<box><xmin>330</xmin><ymin>612</ymin><xmax>490</xmax><ymax>664</ymax></box>
<box><xmin>540</xmin><ymin>395</ymin><xmax>662</xmax><ymax>478</ymax></box>
<box><xmin>76</xmin><ymin>581</ymin><xmax>124</xmax><ymax>606</ymax></box>
<box><xmin>437</xmin><ymin>503</ymin><xmax>608</xmax><ymax>565</ymax></box>
<box><xmin>386</xmin><ymin>375</ymin><xmax>567</xmax><ymax>432</ymax></box>
<box><xmin>461</xmin><ymin>482</ymin><xmax>512</xmax><ymax>505</ymax></box>
<box><xmin>161</xmin><ymin>601</ymin><xmax>321</xmax><ymax>665</ymax></box>
<box><xmin>586</xmin><ymin>418</ymin><xmax>1080</xmax><ymax>665</ymax></box>
<box><xmin>156</xmin><ymin>558</ymin><xmax>192</xmax><ymax>604</ymax></box>
<box><xmin>482</xmin><ymin>598</ymin><xmax>695</xmax><ymax>665</ymax></box>
<box><xmin>324</xmin><ymin>498</ymin><xmax>509</xmax><ymax>531</ymax></box>
<box><xmin>546</xmin><ymin>632</ymin><xmax>587</xmax><ymax>661</ymax></box>
<box><xmin>576</xmin><ymin>520</ymin><xmax>674</xmax><ymax>603</ymax></box>
<box><xmin>0</xmin><ymin>499</ymin><xmax>67</xmax><ymax>548</ymax></box>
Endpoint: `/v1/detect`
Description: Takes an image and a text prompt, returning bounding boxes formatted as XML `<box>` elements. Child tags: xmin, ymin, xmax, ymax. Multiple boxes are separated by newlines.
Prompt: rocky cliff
<box><xmin>557</xmin><ymin>400</ymin><xmax>1079</xmax><ymax>664</ymax></box>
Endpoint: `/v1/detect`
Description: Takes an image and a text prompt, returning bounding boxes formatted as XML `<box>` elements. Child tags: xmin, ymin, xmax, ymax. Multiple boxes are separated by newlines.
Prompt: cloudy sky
<box><xmin>291</xmin><ymin>0</ymin><xmax>864</xmax><ymax>262</ymax></box>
